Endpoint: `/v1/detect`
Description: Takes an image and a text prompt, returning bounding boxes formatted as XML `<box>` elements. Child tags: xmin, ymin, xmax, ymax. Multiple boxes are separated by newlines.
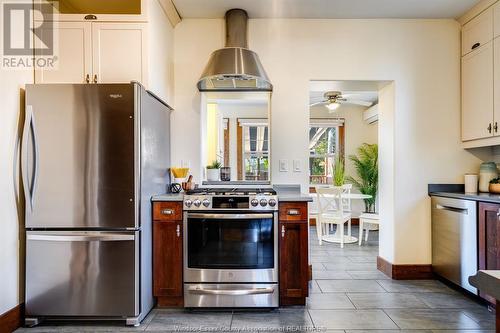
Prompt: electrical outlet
<box><xmin>279</xmin><ymin>159</ymin><xmax>289</xmax><ymax>172</ymax></box>
<box><xmin>293</xmin><ymin>160</ymin><xmax>301</xmax><ymax>172</ymax></box>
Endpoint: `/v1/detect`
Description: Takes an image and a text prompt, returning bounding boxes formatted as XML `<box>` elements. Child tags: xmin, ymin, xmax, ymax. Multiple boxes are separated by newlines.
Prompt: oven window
<box><xmin>187</xmin><ymin>216</ymin><xmax>274</xmax><ymax>269</ymax></box>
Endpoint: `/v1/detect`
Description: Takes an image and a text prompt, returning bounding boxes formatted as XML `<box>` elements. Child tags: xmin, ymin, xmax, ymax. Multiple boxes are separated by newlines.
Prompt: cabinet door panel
<box><xmin>35</xmin><ymin>21</ymin><xmax>91</xmax><ymax>83</ymax></box>
<box><xmin>462</xmin><ymin>42</ymin><xmax>494</xmax><ymax>141</ymax></box>
<box><xmin>494</xmin><ymin>38</ymin><xmax>500</xmax><ymax>135</ymax></box>
<box><xmin>92</xmin><ymin>23</ymin><xmax>147</xmax><ymax>84</ymax></box>
<box><xmin>478</xmin><ymin>202</ymin><xmax>500</xmax><ymax>304</ymax></box>
<box><xmin>153</xmin><ymin>220</ymin><xmax>183</xmax><ymax>297</ymax></box>
<box><xmin>279</xmin><ymin>221</ymin><xmax>308</xmax><ymax>305</ymax></box>
<box><xmin>462</xmin><ymin>8</ymin><xmax>493</xmax><ymax>56</ymax></box>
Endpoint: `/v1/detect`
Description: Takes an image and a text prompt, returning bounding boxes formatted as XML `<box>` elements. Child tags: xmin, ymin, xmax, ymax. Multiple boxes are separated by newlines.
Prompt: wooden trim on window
<box><xmin>237</xmin><ymin>124</ymin><xmax>242</xmax><ymax>180</ymax></box>
<box><xmin>223</xmin><ymin>118</ymin><xmax>230</xmax><ymax>167</ymax></box>
<box><xmin>338</xmin><ymin>124</ymin><xmax>345</xmax><ymax>160</ymax></box>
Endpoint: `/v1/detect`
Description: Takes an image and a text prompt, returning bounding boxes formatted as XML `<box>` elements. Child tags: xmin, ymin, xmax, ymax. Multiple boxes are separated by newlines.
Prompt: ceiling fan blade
<box><xmin>309</xmin><ymin>100</ymin><xmax>327</xmax><ymax>107</ymax></box>
<box><xmin>344</xmin><ymin>99</ymin><xmax>373</xmax><ymax>107</ymax></box>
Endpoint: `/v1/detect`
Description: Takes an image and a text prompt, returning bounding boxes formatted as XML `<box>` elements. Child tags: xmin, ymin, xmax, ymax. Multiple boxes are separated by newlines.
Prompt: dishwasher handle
<box><xmin>435</xmin><ymin>204</ymin><xmax>468</xmax><ymax>214</ymax></box>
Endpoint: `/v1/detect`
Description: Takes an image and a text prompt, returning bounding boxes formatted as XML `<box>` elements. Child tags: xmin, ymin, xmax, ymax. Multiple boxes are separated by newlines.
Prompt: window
<box><xmin>239</xmin><ymin>119</ymin><xmax>269</xmax><ymax>181</ymax></box>
<box><xmin>309</xmin><ymin>119</ymin><xmax>344</xmax><ymax>184</ymax></box>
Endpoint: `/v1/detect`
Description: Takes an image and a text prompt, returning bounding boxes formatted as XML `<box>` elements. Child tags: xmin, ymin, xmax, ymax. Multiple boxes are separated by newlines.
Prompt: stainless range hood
<box><xmin>197</xmin><ymin>9</ymin><xmax>272</xmax><ymax>92</ymax></box>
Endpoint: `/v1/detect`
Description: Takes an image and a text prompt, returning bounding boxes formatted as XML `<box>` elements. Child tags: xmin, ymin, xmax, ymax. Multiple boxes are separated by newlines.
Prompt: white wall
<box><xmin>0</xmin><ymin>69</ymin><xmax>33</xmax><ymax>314</ymax></box>
<box><xmin>173</xmin><ymin>18</ymin><xmax>483</xmax><ymax>264</ymax></box>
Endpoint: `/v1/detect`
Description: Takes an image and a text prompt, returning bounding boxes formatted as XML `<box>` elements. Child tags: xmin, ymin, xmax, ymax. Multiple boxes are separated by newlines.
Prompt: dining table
<box><xmin>310</xmin><ymin>192</ymin><xmax>373</xmax><ymax>244</ymax></box>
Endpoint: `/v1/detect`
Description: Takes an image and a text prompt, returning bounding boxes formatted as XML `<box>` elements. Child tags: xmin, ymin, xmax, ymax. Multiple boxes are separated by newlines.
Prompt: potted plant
<box><xmin>332</xmin><ymin>155</ymin><xmax>345</xmax><ymax>187</ymax></box>
<box><xmin>206</xmin><ymin>160</ymin><xmax>221</xmax><ymax>181</ymax></box>
<box><xmin>489</xmin><ymin>177</ymin><xmax>500</xmax><ymax>193</ymax></box>
<box><xmin>346</xmin><ymin>143</ymin><xmax>378</xmax><ymax>213</ymax></box>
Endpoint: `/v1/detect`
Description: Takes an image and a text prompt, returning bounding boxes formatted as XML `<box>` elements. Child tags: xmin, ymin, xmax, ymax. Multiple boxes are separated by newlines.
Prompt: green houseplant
<box><xmin>332</xmin><ymin>155</ymin><xmax>345</xmax><ymax>187</ymax></box>
<box><xmin>206</xmin><ymin>160</ymin><xmax>222</xmax><ymax>181</ymax></box>
<box><xmin>346</xmin><ymin>143</ymin><xmax>378</xmax><ymax>213</ymax></box>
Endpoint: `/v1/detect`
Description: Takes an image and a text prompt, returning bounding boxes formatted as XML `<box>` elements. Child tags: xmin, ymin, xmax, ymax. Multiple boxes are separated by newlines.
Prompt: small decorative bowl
<box><xmin>489</xmin><ymin>183</ymin><xmax>500</xmax><ymax>194</ymax></box>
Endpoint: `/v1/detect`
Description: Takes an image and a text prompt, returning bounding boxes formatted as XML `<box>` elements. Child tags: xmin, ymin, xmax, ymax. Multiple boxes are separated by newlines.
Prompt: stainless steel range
<box><xmin>183</xmin><ymin>188</ymin><xmax>279</xmax><ymax>308</ymax></box>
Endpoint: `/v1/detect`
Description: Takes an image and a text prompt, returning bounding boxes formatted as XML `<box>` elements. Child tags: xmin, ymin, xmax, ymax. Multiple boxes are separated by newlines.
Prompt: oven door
<box><xmin>184</xmin><ymin>212</ymin><xmax>278</xmax><ymax>283</ymax></box>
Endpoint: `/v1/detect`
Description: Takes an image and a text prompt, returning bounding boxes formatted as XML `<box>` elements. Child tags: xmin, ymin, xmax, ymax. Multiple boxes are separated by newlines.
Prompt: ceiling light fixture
<box><xmin>326</xmin><ymin>102</ymin><xmax>340</xmax><ymax>111</ymax></box>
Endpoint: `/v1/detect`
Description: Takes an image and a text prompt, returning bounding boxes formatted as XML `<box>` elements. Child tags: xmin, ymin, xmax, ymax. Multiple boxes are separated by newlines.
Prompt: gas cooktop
<box><xmin>186</xmin><ymin>188</ymin><xmax>276</xmax><ymax>196</ymax></box>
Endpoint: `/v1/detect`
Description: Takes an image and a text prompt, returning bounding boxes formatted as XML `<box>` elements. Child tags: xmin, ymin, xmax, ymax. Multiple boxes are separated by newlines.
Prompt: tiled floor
<box><xmin>16</xmin><ymin>226</ymin><xmax>496</xmax><ymax>332</ymax></box>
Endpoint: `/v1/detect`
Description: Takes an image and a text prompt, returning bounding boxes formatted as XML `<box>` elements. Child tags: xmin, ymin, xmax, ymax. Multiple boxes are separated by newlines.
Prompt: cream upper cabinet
<box><xmin>91</xmin><ymin>23</ymin><xmax>147</xmax><ymax>84</ymax></box>
<box><xmin>462</xmin><ymin>42</ymin><xmax>494</xmax><ymax>141</ymax></box>
<box><xmin>35</xmin><ymin>22</ymin><xmax>92</xmax><ymax>84</ymax></box>
<box><xmin>494</xmin><ymin>38</ymin><xmax>500</xmax><ymax>134</ymax></box>
<box><xmin>462</xmin><ymin>8</ymin><xmax>493</xmax><ymax>56</ymax></box>
<box><xmin>494</xmin><ymin>2</ymin><xmax>500</xmax><ymax>38</ymax></box>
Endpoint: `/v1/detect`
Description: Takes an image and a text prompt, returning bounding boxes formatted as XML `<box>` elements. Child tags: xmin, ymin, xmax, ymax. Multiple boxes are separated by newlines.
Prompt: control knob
<box><xmin>202</xmin><ymin>199</ymin><xmax>210</xmax><ymax>207</ymax></box>
<box><xmin>260</xmin><ymin>199</ymin><xmax>268</xmax><ymax>207</ymax></box>
<box><xmin>251</xmin><ymin>199</ymin><xmax>259</xmax><ymax>207</ymax></box>
<box><xmin>185</xmin><ymin>199</ymin><xmax>193</xmax><ymax>207</ymax></box>
<box><xmin>193</xmin><ymin>199</ymin><xmax>201</xmax><ymax>207</ymax></box>
<box><xmin>268</xmin><ymin>198</ymin><xmax>277</xmax><ymax>207</ymax></box>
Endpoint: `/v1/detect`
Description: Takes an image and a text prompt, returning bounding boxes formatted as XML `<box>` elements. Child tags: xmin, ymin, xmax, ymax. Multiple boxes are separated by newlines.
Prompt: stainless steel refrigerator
<box><xmin>22</xmin><ymin>82</ymin><xmax>171</xmax><ymax>326</ymax></box>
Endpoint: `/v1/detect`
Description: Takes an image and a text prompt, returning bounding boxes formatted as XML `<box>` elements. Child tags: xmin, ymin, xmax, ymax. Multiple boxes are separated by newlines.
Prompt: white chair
<box><xmin>316</xmin><ymin>187</ymin><xmax>352</xmax><ymax>248</ymax></box>
<box><xmin>359</xmin><ymin>213</ymin><xmax>380</xmax><ymax>245</ymax></box>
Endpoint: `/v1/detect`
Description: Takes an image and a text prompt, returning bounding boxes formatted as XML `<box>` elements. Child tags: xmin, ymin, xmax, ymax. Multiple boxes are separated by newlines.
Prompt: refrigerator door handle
<box><xmin>21</xmin><ymin>105</ymin><xmax>39</xmax><ymax>211</ymax></box>
<box><xmin>27</xmin><ymin>232</ymin><xmax>135</xmax><ymax>242</ymax></box>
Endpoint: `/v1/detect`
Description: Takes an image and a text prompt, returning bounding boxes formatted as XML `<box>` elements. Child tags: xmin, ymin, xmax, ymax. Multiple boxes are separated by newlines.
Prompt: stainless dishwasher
<box><xmin>431</xmin><ymin>196</ymin><xmax>477</xmax><ymax>294</ymax></box>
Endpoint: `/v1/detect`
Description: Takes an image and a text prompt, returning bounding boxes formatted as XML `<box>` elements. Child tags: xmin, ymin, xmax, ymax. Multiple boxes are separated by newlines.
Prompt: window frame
<box><xmin>309</xmin><ymin>118</ymin><xmax>345</xmax><ymax>185</ymax></box>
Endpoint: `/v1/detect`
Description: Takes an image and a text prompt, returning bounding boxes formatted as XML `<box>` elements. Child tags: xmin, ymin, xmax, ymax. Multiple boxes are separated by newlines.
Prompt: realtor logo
<box><xmin>1</xmin><ymin>0</ymin><xmax>58</xmax><ymax>69</ymax></box>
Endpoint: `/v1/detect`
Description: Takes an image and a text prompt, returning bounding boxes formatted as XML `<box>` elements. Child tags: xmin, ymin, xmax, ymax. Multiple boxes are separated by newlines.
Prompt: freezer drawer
<box><xmin>431</xmin><ymin>196</ymin><xmax>478</xmax><ymax>294</ymax></box>
<box><xmin>26</xmin><ymin>231</ymin><xmax>139</xmax><ymax>317</ymax></box>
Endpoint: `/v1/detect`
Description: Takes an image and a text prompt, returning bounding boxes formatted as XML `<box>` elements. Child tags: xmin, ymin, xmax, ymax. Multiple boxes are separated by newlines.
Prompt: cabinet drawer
<box><xmin>153</xmin><ymin>202</ymin><xmax>183</xmax><ymax>221</ymax></box>
<box><xmin>279</xmin><ymin>202</ymin><xmax>308</xmax><ymax>221</ymax></box>
<box><xmin>462</xmin><ymin>8</ymin><xmax>493</xmax><ymax>56</ymax></box>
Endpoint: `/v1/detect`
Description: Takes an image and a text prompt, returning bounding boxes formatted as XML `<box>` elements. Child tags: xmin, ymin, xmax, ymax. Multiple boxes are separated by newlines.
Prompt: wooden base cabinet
<box><xmin>153</xmin><ymin>202</ymin><xmax>183</xmax><ymax>307</ymax></box>
<box><xmin>279</xmin><ymin>202</ymin><xmax>309</xmax><ymax>306</ymax></box>
<box><xmin>478</xmin><ymin>202</ymin><xmax>500</xmax><ymax>304</ymax></box>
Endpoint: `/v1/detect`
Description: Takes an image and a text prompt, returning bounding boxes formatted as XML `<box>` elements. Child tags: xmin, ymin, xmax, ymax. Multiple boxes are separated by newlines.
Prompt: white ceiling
<box><xmin>172</xmin><ymin>0</ymin><xmax>480</xmax><ymax>19</ymax></box>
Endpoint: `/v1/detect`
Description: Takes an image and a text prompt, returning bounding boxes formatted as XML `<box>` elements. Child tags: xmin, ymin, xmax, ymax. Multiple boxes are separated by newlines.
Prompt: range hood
<box><xmin>197</xmin><ymin>9</ymin><xmax>272</xmax><ymax>92</ymax></box>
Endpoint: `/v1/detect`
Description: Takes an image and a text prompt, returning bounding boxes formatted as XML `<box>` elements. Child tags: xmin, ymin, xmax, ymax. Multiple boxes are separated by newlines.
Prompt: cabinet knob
<box><xmin>93</xmin><ymin>74</ymin><xmax>98</xmax><ymax>83</ymax></box>
<box><xmin>176</xmin><ymin>224</ymin><xmax>181</xmax><ymax>237</ymax></box>
<box><xmin>287</xmin><ymin>209</ymin><xmax>300</xmax><ymax>216</ymax></box>
<box><xmin>488</xmin><ymin>123</ymin><xmax>492</xmax><ymax>133</ymax></box>
<box><xmin>84</xmin><ymin>14</ymin><xmax>97</xmax><ymax>20</ymax></box>
<box><xmin>85</xmin><ymin>74</ymin><xmax>90</xmax><ymax>83</ymax></box>
<box><xmin>494</xmin><ymin>122</ymin><xmax>498</xmax><ymax>133</ymax></box>
<box><xmin>281</xmin><ymin>225</ymin><xmax>285</xmax><ymax>238</ymax></box>
<box><xmin>471</xmin><ymin>42</ymin><xmax>481</xmax><ymax>50</ymax></box>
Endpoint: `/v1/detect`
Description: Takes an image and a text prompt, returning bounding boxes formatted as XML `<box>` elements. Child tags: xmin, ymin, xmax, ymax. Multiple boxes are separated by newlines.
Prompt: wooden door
<box><xmin>92</xmin><ymin>22</ymin><xmax>147</xmax><ymax>84</ymax></box>
<box><xmin>279</xmin><ymin>220</ymin><xmax>308</xmax><ymax>305</ymax></box>
<box><xmin>478</xmin><ymin>202</ymin><xmax>500</xmax><ymax>303</ymax></box>
<box><xmin>153</xmin><ymin>220</ymin><xmax>183</xmax><ymax>299</ymax></box>
<box><xmin>462</xmin><ymin>42</ymin><xmax>494</xmax><ymax>141</ymax></box>
<box><xmin>35</xmin><ymin>21</ymin><xmax>92</xmax><ymax>83</ymax></box>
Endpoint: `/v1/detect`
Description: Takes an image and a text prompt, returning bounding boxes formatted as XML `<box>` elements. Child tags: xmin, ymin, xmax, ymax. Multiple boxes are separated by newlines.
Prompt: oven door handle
<box><xmin>187</xmin><ymin>286</ymin><xmax>275</xmax><ymax>295</ymax></box>
<box><xmin>187</xmin><ymin>213</ymin><xmax>274</xmax><ymax>219</ymax></box>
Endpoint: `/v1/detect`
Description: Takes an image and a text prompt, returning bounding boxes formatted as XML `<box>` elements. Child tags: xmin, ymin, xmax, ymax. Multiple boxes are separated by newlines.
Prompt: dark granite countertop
<box><xmin>428</xmin><ymin>184</ymin><xmax>500</xmax><ymax>204</ymax></box>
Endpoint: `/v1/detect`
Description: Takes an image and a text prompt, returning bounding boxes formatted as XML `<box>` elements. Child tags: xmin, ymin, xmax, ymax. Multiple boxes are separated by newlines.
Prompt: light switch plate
<box><xmin>279</xmin><ymin>159</ymin><xmax>289</xmax><ymax>172</ymax></box>
<box><xmin>293</xmin><ymin>160</ymin><xmax>301</xmax><ymax>172</ymax></box>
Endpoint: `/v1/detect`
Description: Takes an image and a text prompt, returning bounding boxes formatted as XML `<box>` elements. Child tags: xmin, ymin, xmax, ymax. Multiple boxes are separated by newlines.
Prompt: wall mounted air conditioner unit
<box><xmin>363</xmin><ymin>104</ymin><xmax>378</xmax><ymax>124</ymax></box>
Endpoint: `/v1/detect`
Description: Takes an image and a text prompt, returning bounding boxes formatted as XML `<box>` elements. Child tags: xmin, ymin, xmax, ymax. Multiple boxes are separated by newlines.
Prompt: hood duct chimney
<box><xmin>197</xmin><ymin>9</ymin><xmax>272</xmax><ymax>92</ymax></box>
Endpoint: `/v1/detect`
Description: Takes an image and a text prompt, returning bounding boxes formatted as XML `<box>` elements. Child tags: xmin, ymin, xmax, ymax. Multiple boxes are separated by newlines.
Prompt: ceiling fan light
<box><xmin>326</xmin><ymin>102</ymin><xmax>340</xmax><ymax>111</ymax></box>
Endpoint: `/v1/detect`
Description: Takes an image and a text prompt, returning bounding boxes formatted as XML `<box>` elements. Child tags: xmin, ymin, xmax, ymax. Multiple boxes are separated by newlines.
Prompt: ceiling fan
<box><xmin>310</xmin><ymin>91</ymin><xmax>373</xmax><ymax>112</ymax></box>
